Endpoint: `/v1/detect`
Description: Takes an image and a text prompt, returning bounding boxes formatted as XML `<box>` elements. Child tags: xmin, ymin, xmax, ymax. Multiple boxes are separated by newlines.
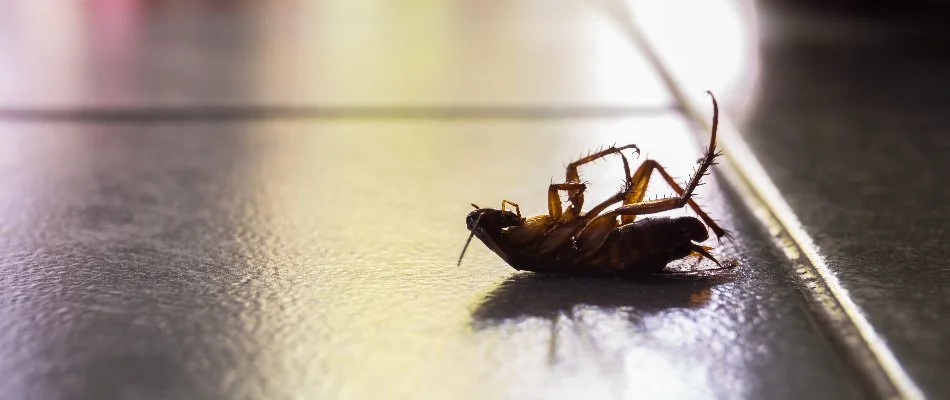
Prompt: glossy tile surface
<box><xmin>0</xmin><ymin>121</ymin><xmax>863</xmax><ymax>399</ymax></box>
<box><xmin>0</xmin><ymin>0</ymin><xmax>877</xmax><ymax>399</ymax></box>
<box><xmin>736</xmin><ymin>3</ymin><xmax>950</xmax><ymax>397</ymax></box>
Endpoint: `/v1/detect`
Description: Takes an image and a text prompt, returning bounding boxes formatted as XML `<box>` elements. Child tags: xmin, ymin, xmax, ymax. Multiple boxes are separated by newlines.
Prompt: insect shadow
<box><xmin>470</xmin><ymin>271</ymin><xmax>734</xmax><ymax>329</ymax></box>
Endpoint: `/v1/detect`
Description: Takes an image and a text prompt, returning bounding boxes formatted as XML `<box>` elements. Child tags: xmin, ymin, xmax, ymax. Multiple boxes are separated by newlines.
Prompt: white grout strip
<box><xmin>600</xmin><ymin>5</ymin><xmax>926</xmax><ymax>400</ymax></box>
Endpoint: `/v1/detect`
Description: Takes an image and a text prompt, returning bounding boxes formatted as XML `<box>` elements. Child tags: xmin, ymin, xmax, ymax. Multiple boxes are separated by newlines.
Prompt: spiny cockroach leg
<box><xmin>565</xmin><ymin>143</ymin><xmax>640</xmax><ymax>182</ymax></box>
<box><xmin>580</xmin><ymin>91</ymin><xmax>722</xmax><ymax>237</ymax></box>
<box><xmin>501</xmin><ymin>200</ymin><xmax>522</xmax><ymax>218</ymax></box>
<box><xmin>619</xmin><ymin>160</ymin><xmax>727</xmax><ymax>238</ymax></box>
<box><xmin>559</xmin><ymin>144</ymin><xmax>639</xmax><ymax>213</ymax></box>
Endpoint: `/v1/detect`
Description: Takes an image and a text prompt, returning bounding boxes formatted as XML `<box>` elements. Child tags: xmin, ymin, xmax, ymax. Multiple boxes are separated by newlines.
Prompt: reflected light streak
<box><xmin>475</xmin><ymin>298</ymin><xmax>744</xmax><ymax>400</ymax></box>
<box><xmin>619</xmin><ymin>1</ymin><xmax>923</xmax><ymax>397</ymax></box>
<box><xmin>256</xmin><ymin>0</ymin><xmax>670</xmax><ymax>106</ymax></box>
<box><xmin>624</xmin><ymin>0</ymin><xmax>760</xmax><ymax>114</ymax></box>
<box><xmin>241</xmin><ymin>126</ymin><xmax>503</xmax><ymax>399</ymax></box>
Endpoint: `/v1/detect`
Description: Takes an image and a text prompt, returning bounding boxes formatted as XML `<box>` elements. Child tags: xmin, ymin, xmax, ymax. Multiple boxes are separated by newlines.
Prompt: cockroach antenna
<box><xmin>457</xmin><ymin>213</ymin><xmax>483</xmax><ymax>266</ymax></box>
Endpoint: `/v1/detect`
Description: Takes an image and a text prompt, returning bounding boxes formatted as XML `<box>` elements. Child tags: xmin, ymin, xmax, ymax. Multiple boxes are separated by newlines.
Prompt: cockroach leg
<box><xmin>501</xmin><ymin>200</ymin><xmax>522</xmax><ymax>218</ymax></box>
<box><xmin>690</xmin><ymin>243</ymin><xmax>723</xmax><ymax>267</ymax></box>
<box><xmin>461</xmin><ymin>91</ymin><xmax>731</xmax><ymax>276</ymax></box>
<box><xmin>620</xmin><ymin>160</ymin><xmax>728</xmax><ymax>238</ymax></box>
<box><xmin>577</xmin><ymin>161</ymin><xmax>715</xmax><ymax>238</ymax></box>
<box><xmin>584</xmin><ymin>197</ymin><xmax>696</xmax><ymax>229</ymax></box>
<box><xmin>559</xmin><ymin>144</ymin><xmax>639</xmax><ymax>213</ymax></box>
<box><xmin>564</xmin><ymin>143</ymin><xmax>640</xmax><ymax>182</ymax></box>
<box><xmin>547</xmin><ymin>183</ymin><xmax>586</xmax><ymax>220</ymax></box>
<box><xmin>582</xmin><ymin>91</ymin><xmax>722</xmax><ymax>237</ymax></box>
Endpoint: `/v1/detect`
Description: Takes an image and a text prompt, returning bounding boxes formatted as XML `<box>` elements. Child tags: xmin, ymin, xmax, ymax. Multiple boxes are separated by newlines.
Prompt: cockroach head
<box><xmin>458</xmin><ymin>207</ymin><xmax>522</xmax><ymax>266</ymax></box>
<box><xmin>466</xmin><ymin>208</ymin><xmax>522</xmax><ymax>233</ymax></box>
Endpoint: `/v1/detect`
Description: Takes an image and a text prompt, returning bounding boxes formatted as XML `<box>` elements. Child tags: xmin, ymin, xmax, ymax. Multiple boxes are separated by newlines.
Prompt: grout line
<box><xmin>0</xmin><ymin>105</ymin><xmax>677</xmax><ymax>123</ymax></box>
<box><xmin>600</xmin><ymin>4</ymin><xmax>925</xmax><ymax>400</ymax></box>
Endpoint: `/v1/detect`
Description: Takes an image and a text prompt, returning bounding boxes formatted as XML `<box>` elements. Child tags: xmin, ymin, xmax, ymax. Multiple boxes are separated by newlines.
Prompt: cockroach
<box><xmin>458</xmin><ymin>91</ymin><xmax>732</xmax><ymax>278</ymax></box>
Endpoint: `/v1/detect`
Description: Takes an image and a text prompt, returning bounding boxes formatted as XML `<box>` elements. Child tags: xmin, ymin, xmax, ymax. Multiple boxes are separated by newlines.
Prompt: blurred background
<box><xmin>1</xmin><ymin>0</ymin><xmax>948</xmax><ymax>399</ymax></box>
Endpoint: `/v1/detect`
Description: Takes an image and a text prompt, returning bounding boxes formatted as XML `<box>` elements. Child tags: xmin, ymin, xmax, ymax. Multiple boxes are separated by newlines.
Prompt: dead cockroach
<box><xmin>458</xmin><ymin>91</ymin><xmax>732</xmax><ymax>278</ymax></box>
